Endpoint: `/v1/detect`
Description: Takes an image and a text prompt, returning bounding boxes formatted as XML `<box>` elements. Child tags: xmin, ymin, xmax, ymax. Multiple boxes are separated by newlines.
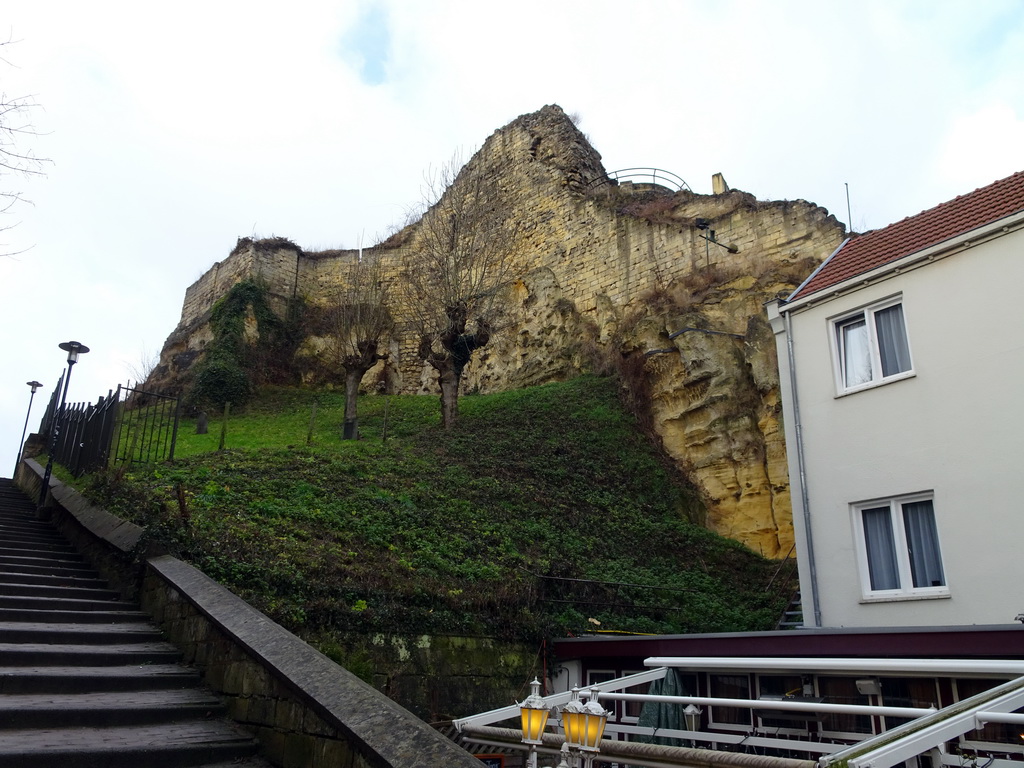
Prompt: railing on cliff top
<box><xmin>591</xmin><ymin>167</ymin><xmax>693</xmax><ymax>192</ymax></box>
<box><xmin>37</xmin><ymin>382</ymin><xmax>180</xmax><ymax>477</ymax></box>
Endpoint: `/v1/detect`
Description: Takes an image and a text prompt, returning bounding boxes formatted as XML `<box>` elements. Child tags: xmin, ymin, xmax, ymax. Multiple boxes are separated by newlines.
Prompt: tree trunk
<box><xmin>437</xmin><ymin>363</ymin><xmax>460</xmax><ymax>430</ymax></box>
<box><xmin>342</xmin><ymin>368</ymin><xmax>363</xmax><ymax>440</ymax></box>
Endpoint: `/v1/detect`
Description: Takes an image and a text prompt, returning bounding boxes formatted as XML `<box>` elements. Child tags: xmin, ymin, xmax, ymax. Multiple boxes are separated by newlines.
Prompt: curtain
<box><xmin>862</xmin><ymin>506</ymin><xmax>900</xmax><ymax>590</ymax></box>
<box><xmin>841</xmin><ymin>317</ymin><xmax>872</xmax><ymax>387</ymax></box>
<box><xmin>903</xmin><ymin>500</ymin><xmax>944</xmax><ymax>588</ymax></box>
<box><xmin>874</xmin><ymin>304</ymin><xmax>911</xmax><ymax>377</ymax></box>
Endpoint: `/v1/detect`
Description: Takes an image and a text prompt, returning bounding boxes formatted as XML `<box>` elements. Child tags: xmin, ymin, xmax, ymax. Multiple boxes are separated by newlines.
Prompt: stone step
<box><xmin>0</xmin><ymin>580</ymin><xmax>121</xmax><ymax>601</ymax></box>
<box><xmin>0</xmin><ymin>720</ymin><xmax>260</xmax><ymax>768</ymax></box>
<box><xmin>0</xmin><ymin>605</ymin><xmax>149</xmax><ymax>624</ymax></box>
<box><xmin>0</xmin><ymin>552</ymin><xmax>85</xmax><ymax>570</ymax></box>
<box><xmin>0</xmin><ymin>688</ymin><xmax>226</xmax><ymax>728</ymax></box>
<box><xmin>0</xmin><ymin>533</ymin><xmax>77</xmax><ymax>547</ymax></box>
<box><xmin>0</xmin><ymin>640</ymin><xmax>183</xmax><ymax>666</ymax></box>
<box><xmin>0</xmin><ymin>537</ymin><xmax>76</xmax><ymax>554</ymax></box>
<box><xmin>0</xmin><ymin>571</ymin><xmax>108</xmax><ymax>589</ymax></box>
<box><xmin>0</xmin><ymin>594</ymin><xmax>139</xmax><ymax>612</ymax></box>
<box><xmin>0</xmin><ymin>560</ymin><xmax>98</xmax><ymax>578</ymax></box>
<box><xmin>0</xmin><ymin>664</ymin><xmax>201</xmax><ymax>694</ymax></box>
<box><xmin>0</xmin><ymin>520</ymin><xmax>63</xmax><ymax>535</ymax></box>
<box><xmin>0</xmin><ymin>621</ymin><xmax>165</xmax><ymax>646</ymax></box>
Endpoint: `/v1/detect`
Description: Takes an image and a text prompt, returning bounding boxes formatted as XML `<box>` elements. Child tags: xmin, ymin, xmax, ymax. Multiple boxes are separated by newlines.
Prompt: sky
<box><xmin>2</xmin><ymin>0</ymin><xmax>1023</xmax><ymax>474</ymax></box>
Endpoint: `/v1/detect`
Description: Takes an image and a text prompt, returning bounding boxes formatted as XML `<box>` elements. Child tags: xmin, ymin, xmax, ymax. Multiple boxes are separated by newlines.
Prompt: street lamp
<box><xmin>561</xmin><ymin>687</ymin><xmax>610</xmax><ymax>768</ymax></box>
<box><xmin>519</xmin><ymin>678</ymin><xmax>550</xmax><ymax>768</ymax></box>
<box><xmin>14</xmin><ymin>380</ymin><xmax>43</xmax><ymax>475</ymax></box>
<box><xmin>39</xmin><ymin>341</ymin><xmax>89</xmax><ymax>505</ymax></box>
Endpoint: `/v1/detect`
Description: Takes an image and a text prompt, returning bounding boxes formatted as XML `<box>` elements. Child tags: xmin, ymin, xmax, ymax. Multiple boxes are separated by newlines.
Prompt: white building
<box><xmin>767</xmin><ymin>170</ymin><xmax>1024</xmax><ymax>629</ymax></box>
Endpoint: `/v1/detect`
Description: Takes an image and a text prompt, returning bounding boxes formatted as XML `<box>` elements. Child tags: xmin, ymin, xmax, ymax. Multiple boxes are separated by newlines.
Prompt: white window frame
<box><xmin>830</xmin><ymin>296</ymin><xmax>915</xmax><ymax>395</ymax></box>
<box><xmin>619</xmin><ymin>670</ymin><xmax>648</xmax><ymax>724</ymax></box>
<box><xmin>707</xmin><ymin>673</ymin><xmax>752</xmax><ymax>732</ymax></box>
<box><xmin>851</xmin><ymin>493</ymin><xmax>949</xmax><ymax>602</ymax></box>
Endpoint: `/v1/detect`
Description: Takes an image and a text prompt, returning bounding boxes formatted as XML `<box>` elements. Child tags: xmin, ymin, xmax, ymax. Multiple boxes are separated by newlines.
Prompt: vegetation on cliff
<box><xmin>81</xmin><ymin>376</ymin><xmax>794</xmax><ymax>643</ymax></box>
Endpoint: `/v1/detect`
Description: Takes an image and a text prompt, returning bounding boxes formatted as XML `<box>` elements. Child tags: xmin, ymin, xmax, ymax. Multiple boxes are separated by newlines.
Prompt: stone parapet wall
<box><xmin>143</xmin><ymin>556</ymin><xmax>483</xmax><ymax>768</ymax></box>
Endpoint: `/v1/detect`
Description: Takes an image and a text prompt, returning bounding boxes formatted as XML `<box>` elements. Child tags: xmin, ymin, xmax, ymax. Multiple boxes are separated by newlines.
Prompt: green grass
<box><xmin>80</xmin><ymin>376</ymin><xmax>793</xmax><ymax>641</ymax></box>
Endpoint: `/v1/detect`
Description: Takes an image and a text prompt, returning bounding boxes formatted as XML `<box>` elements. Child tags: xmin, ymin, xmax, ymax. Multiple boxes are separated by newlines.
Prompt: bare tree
<box><xmin>400</xmin><ymin>153</ymin><xmax>522</xmax><ymax>429</ymax></box>
<box><xmin>329</xmin><ymin>251</ymin><xmax>393</xmax><ymax>439</ymax></box>
<box><xmin>1</xmin><ymin>38</ymin><xmax>48</xmax><ymax>255</ymax></box>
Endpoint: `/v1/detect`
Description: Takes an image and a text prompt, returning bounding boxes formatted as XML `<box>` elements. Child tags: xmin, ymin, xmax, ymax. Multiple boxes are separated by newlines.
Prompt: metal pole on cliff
<box><xmin>15</xmin><ymin>380</ymin><xmax>43</xmax><ymax>476</ymax></box>
<box><xmin>39</xmin><ymin>342</ymin><xmax>89</xmax><ymax>506</ymax></box>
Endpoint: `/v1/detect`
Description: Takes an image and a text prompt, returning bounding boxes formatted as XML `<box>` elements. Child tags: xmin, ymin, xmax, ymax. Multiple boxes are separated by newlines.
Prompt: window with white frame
<box><xmin>833</xmin><ymin>298</ymin><xmax>913</xmax><ymax>392</ymax></box>
<box><xmin>854</xmin><ymin>494</ymin><xmax>947</xmax><ymax>599</ymax></box>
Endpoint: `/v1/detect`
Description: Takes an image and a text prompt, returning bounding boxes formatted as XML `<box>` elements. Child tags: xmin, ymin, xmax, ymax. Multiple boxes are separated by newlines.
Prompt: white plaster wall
<box><xmin>778</xmin><ymin>228</ymin><xmax>1024</xmax><ymax>628</ymax></box>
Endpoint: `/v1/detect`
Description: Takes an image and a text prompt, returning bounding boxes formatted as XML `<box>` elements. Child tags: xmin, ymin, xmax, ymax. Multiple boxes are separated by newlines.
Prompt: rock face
<box><xmin>148</xmin><ymin>105</ymin><xmax>846</xmax><ymax>557</ymax></box>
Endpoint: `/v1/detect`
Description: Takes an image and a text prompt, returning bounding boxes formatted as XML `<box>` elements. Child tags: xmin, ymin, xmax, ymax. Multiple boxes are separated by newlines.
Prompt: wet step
<box><xmin>0</xmin><ymin>664</ymin><xmax>202</xmax><ymax>694</ymax></box>
<box><xmin>0</xmin><ymin>688</ymin><xmax>227</xmax><ymax>728</ymax></box>
<box><xmin>0</xmin><ymin>720</ymin><xmax>260</xmax><ymax>768</ymax></box>
<box><xmin>0</xmin><ymin>606</ymin><xmax>150</xmax><ymax>624</ymax></box>
<box><xmin>0</xmin><ymin>571</ymin><xmax>109</xmax><ymax>589</ymax></box>
<box><xmin>0</xmin><ymin>560</ymin><xmax>100</xmax><ymax>578</ymax></box>
<box><xmin>0</xmin><ymin>620</ymin><xmax>165</xmax><ymax>645</ymax></box>
<box><xmin>0</xmin><ymin>640</ymin><xmax>183</xmax><ymax>666</ymax></box>
<box><xmin>0</xmin><ymin>553</ymin><xmax>86</xmax><ymax>571</ymax></box>
<box><xmin>0</xmin><ymin>594</ymin><xmax>134</xmax><ymax>612</ymax></box>
<box><xmin>0</xmin><ymin>580</ymin><xmax>122</xmax><ymax>601</ymax></box>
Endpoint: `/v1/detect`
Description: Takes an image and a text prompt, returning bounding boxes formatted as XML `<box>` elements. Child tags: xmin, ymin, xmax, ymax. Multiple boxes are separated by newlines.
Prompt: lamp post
<box><xmin>14</xmin><ymin>380</ymin><xmax>43</xmax><ymax>476</ymax></box>
<box><xmin>519</xmin><ymin>678</ymin><xmax>550</xmax><ymax>768</ymax></box>
<box><xmin>561</xmin><ymin>687</ymin><xmax>610</xmax><ymax>768</ymax></box>
<box><xmin>39</xmin><ymin>341</ymin><xmax>89</xmax><ymax>505</ymax></box>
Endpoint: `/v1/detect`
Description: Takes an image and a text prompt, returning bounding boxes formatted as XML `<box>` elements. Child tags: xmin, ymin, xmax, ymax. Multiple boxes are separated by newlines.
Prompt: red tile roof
<box><xmin>790</xmin><ymin>170</ymin><xmax>1024</xmax><ymax>301</ymax></box>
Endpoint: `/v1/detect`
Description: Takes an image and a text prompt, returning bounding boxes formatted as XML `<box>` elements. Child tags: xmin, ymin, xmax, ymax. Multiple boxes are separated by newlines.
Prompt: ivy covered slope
<box><xmin>85</xmin><ymin>376</ymin><xmax>793</xmax><ymax>641</ymax></box>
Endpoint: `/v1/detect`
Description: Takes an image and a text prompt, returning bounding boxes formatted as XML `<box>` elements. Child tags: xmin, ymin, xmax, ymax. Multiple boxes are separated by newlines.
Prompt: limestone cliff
<box><xmin>148</xmin><ymin>105</ymin><xmax>846</xmax><ymax>557</ymax></box>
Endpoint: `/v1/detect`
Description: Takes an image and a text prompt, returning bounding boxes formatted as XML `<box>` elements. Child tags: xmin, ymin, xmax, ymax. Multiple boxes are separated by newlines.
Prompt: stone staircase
<box><xmin>0</xmin><ymin>477</ymin><xmax>271</xmax><ymax>768</ymax></box>
<box><xmin>776</xmin><ymin>590</ymin><xmax>804</xmax><ymax>630</ymax></box>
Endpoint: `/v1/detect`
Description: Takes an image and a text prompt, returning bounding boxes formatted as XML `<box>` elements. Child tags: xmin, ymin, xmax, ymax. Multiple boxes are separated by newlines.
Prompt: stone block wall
<box><xmin>142</xmin><ymin>557</ymin><xmax>483</xmax><ymax>768</ymax></box>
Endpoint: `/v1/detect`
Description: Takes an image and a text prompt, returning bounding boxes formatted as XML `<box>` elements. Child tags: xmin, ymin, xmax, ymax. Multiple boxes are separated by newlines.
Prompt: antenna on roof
<box><xmin>845</xmin><ymin>182</ymin><xmax>853</xmax><ymax>233</ymax></box>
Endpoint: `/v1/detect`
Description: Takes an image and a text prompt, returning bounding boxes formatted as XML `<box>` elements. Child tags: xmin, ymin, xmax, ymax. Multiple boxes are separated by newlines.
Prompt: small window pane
<box><xmin>710</xmin><ymin>674</ymin><xmax>751</xmax><ymax>726</ymax></box>
<box><xmin>819</xmin><ymin>677</ymin><xmax>873</xmax><ymax>734</ymax></box>
<box><xmin>862</xmin><ymin>506</ymin><xmax>900</xmax><ymax>590</ymax></box>
<box><xmin>874</xmin><ymin>304</ymin><xmax>911</xmax><ymax>377</ymax></box>
<box><xmin>902</xmin><ymin>500</ymin><xmax>945</xmax><ymax>588</ymax></box>
<box><xmin>840</xmin><ymin>317</ymin><xmax>872</xmax><ymax>387</ymax></box>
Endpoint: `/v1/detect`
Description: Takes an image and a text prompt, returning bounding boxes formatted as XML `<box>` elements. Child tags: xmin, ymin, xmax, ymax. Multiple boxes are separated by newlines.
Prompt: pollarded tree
<box><xmin>329</xmin><ymin>251</ymin><xmax>393</xmax><ymax>439</ymax></box>
<box><xmin>400</xmin><ymin>154</ymin><xmax>522</xmax><ymax>429</ymax></box>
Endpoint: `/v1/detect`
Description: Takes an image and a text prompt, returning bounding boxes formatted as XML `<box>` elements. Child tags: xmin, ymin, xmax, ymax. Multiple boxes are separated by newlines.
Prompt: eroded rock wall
<box><xmin>149</xmin><ymin>104</ymin><xmax>846</xmax><ymax>556</ymax></box>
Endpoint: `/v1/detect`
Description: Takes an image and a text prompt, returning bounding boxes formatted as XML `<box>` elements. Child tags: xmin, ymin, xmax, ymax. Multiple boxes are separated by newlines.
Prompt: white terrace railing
<box><xmin>453</xmin><ymin>658</ymin><xmax>1024</xmax><ymax>768</ymax></box>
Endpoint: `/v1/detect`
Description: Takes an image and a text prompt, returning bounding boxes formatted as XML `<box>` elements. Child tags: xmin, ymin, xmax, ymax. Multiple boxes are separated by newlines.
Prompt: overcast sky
<box><xmin>2</xmin><ymin>0</ymin><xmax>1023</xmax><ymax>474</ymax></box>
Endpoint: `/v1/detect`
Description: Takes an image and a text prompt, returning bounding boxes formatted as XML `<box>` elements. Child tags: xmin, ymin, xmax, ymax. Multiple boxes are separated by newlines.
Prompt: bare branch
<box><xmin>399</xmin><ymin>151</ymin><xmax>524</xmax><ymax>427</ymax></box>
<box><xmin>0</xmin><ymin>38</ymin><xmax>50</xmax><ymax>257</ymax></box>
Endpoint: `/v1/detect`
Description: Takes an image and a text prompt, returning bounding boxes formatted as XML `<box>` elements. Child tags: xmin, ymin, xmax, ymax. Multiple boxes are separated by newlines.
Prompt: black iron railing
<box><xmin>36</xmin><ymin>382</ymin><xmax>180</xmax><ymax>476</ymax></box>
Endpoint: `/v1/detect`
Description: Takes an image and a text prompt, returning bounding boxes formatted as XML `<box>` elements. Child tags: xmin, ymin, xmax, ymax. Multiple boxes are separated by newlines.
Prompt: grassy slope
<box><xmin>83</xmin><ymin>376</ymin><xmax>792</xmax><ymax>641</ymax></box>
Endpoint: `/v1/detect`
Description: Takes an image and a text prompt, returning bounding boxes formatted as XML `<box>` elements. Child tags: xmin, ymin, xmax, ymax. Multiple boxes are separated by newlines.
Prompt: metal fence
<box><xmin>109</xmin><ymin>384</ymin><xmax>181</xmax><ymax>467</ymax></box>
<box><xmin>38</xmin><ymin>382</ymin><xmax>180</xmax><ymax>476</ymax></box>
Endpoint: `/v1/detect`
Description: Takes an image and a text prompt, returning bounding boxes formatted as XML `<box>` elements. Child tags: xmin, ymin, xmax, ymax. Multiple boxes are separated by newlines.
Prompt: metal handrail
<box><xmin>589</xmin><ymin>167</ymin><xmax>692</xmax><ymax>192</ymax></box>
